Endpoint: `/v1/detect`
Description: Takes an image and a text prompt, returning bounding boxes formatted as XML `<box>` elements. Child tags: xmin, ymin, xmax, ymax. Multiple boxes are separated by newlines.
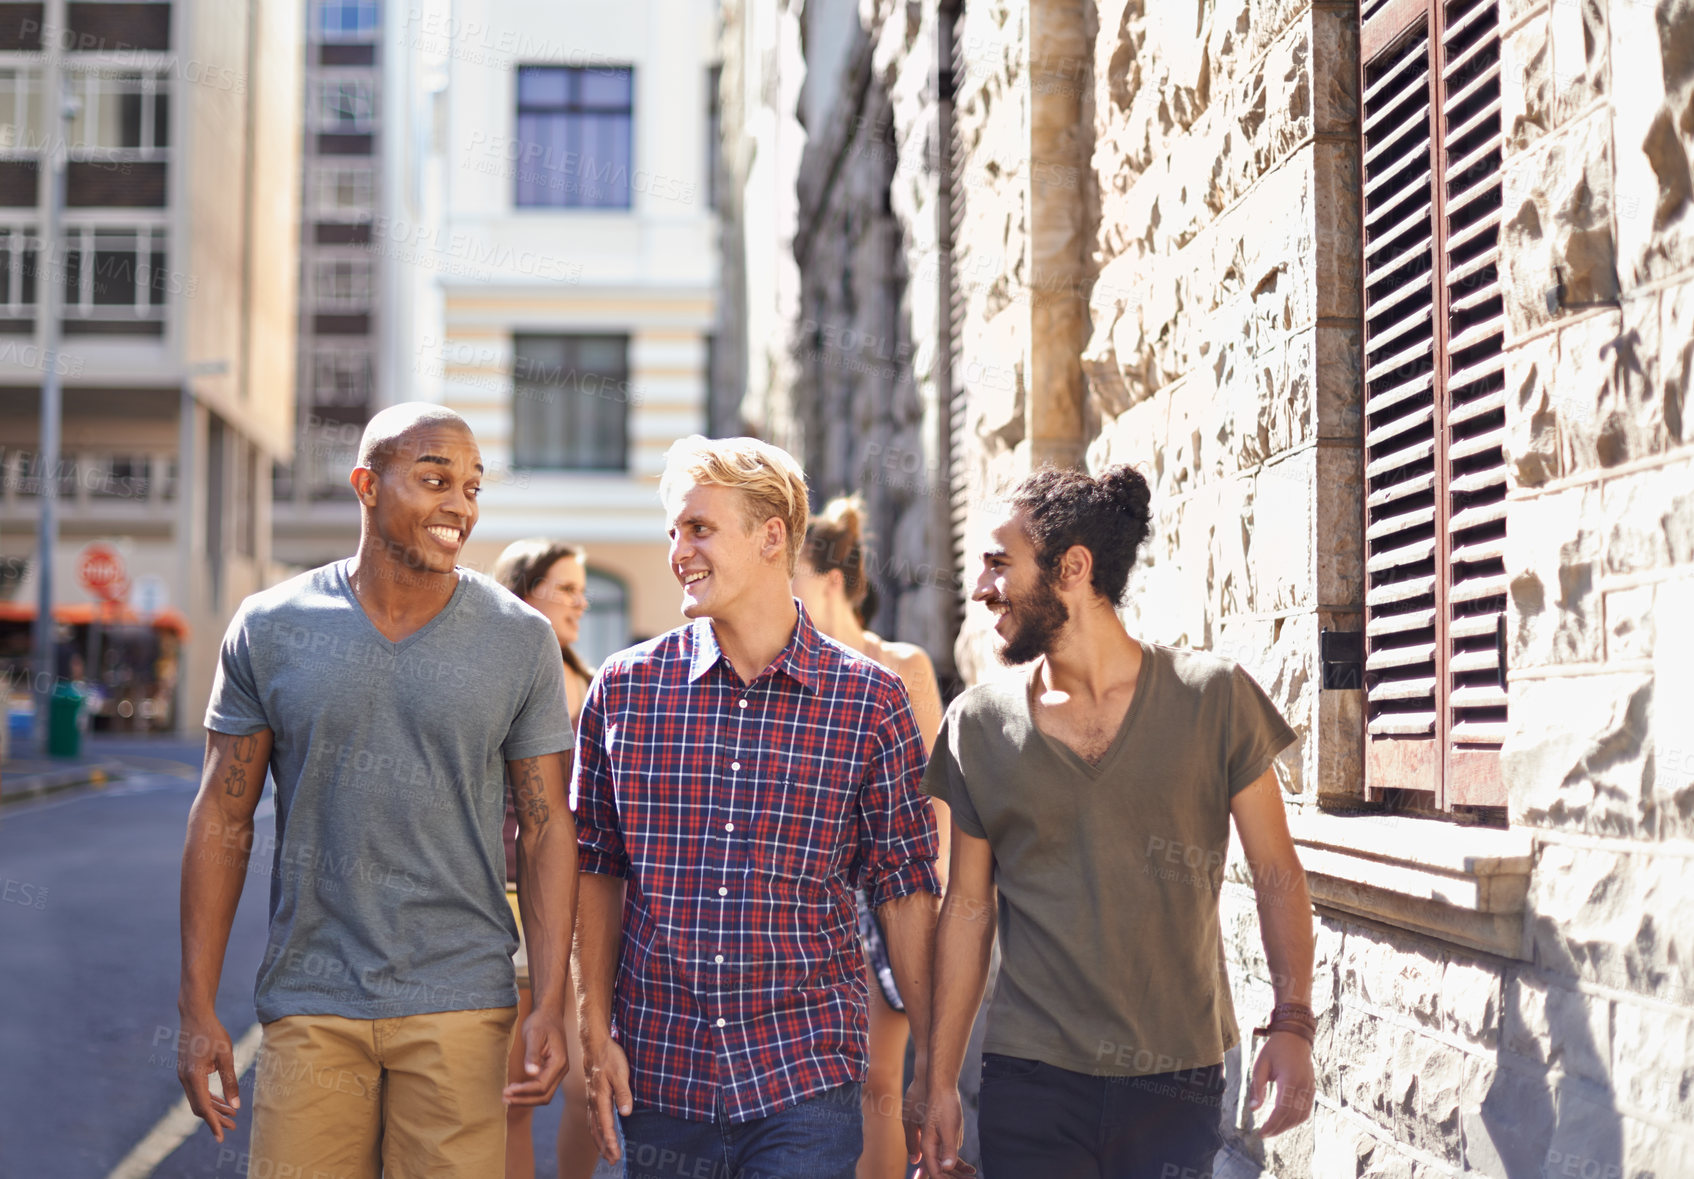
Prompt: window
<box><xmin>315</xmin><ymin>166</ymin><xmax>375</xmax><ymax>218</ymax></box>
<box><xmin>273</xmin><ymin>458</ymin><xmax>296</xmax><ymax>504</ymax></box>
<box><xmin>576</xmin><ymin>569</ymin><xmax>631</xmax><ymax>667</ymax></box>
<box><xmin>706</xmin><ymin>64</ymin><xmax>721</xmax><ymax>209</ymax></box>
<box><xmin>318</xmin><ymin>0</ymin><xmax>379</xmax><ymax>40</ymax></box>
<box><xmin>234</xmin><ymin>441</ymin><xmax>257</xmax><ymax>558</ymax></box>
<box><xmin>318</xmin><ymin>80</ymin><xmax>376</xmax><ymax>132</ymax></box>
<box><xmin>61</xmin><ymin>226</ymin><xmax>168</xmax><ymax>328</ymax></box>
<box><xmin>65</xmin><ymin>2</ymin><xmax>172</xmax><ymax>53</ymax></box>
<box><xmin>0</xmin><ymin>227</ymin><xmax>39</xmax><ymax>320</ymax></box>
<box><xmin>513</xmin><ymin>67</ymin><xmax>633</xmax><ymax>209</ymax></box>
<box><xmin>512</xmin><ymin>334</ymin><xmax>629</xmax><ymax>471</ymax></box>
<box><xmin>88</xmin><ymin>454</ymin><xmax>153</xmax><ymax>501</ymax></box>
<box><xmin>66</xmin><ymin>70</ymin><xmax>170</xmax><ymax>154</ymax></box>
<box><xmin>1358</xmin><ymin>0</ymin><xmax>1507</xmax><ymax>810</ymax></box>
<box><xmin>207</xmin><ymin>414</ymin><xmax>226</xmax><ymax>607</ymax></box>
<box><xmin>302</xmin><ymin>416</ymin><xmax>360</xmax><ymax>500</ymax></box>
<box><xmin>14</xmin><ymin>450</ymin><xmax>78</xmax><ymax>499</ymax></box>
<box><xmin>311</xmin><ymin>350</ymin><xmax>373</xmax><ymax>406</ymax></box>
<box><xmin>0</xmin><ymin>67</ymin><xmax>43</xmax><ymax>151</ymax></box>
<box><xmin>313</xmin><ymin>258</ymin><xmax>372</xmax><ymax>310</ymax></box>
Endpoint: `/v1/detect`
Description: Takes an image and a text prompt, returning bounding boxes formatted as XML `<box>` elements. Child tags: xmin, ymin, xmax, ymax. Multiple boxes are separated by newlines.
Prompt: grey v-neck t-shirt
<box><xmin>922</xmin><ymin>640</ymin><xmax>1296</xmax><ymax>1077</ymax></box>
<box><xmin>205</xmin><ymin>560</ymin><xmax>572</xmax><ymax>1022</ymax></box>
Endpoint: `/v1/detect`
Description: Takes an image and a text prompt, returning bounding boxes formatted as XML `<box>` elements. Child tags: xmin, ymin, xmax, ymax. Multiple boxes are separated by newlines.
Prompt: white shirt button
<box><xmin>725</xmin><ymin>822</ymin><xmax>735</xmax><ymax>832</ymax></box>
<box><xmin>716</xmin><ymin>1018</ymin><xmax>726</xmax><ymax>1028</ymax></box>
<box><xmin>717</xmin><ymin>886</ymin><xmax>728</xmax><ymax>896</ymax></box>
<box><xmin>731</xmin><ymin>761</ymin><xmax>741</xmax><ymax>771</ymax></box>
<box><xmin>738</xmin><ymin>699</ymin><xmax>748</xmax><ymax>708</ymax></box>
<box><xmin>714</xmin><ymin>954</ymin><xmax>725</xmax><ymax>964</ymax></box>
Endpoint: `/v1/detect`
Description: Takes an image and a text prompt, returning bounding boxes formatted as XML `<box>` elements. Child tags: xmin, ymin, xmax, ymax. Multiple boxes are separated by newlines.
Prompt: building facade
<box><xmin>721</xmin><ymin>0</ymin><xmax>1694</xmax><ymax>1173</ymax></box>
<box><xmin>272</xmin><ymin>0</ymin><xmax>442</xmax><ymax>571</ymax></box>
<box><xmin>428</xmin><ymin>0</ymin><xmax>721</xmax><ymax>659</ymax></box>
<box><xmin>0</xmin><ymin>0</ymin><xmax>301</xmax><ymax>736</ymax></box>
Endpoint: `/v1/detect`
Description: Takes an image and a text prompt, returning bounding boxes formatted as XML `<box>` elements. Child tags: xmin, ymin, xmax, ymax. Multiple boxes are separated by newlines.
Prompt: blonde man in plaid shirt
<box><xmin>572</xmin><ymin>436</ymin><xmax>947</xmax><ymax>1179</ymax></box>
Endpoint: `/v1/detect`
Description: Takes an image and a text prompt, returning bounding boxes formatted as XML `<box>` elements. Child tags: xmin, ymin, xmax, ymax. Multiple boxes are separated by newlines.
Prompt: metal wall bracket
<box><xmin>1320</xmin><ymin>628</ymin><xmax>1363</xmax><ymax>690</ymax></box>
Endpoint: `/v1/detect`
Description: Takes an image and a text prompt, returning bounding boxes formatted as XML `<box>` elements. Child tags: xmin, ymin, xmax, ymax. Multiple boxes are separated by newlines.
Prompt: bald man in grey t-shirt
<box><xmin>175</xmin><ymin>405</ymin><xmax>578</xmax><ymax>1179</ymax></box>
<box><xmin>918</xmin><ymin>466</ymin><xmax>1315</xmax><ymax>1179</ymax></box>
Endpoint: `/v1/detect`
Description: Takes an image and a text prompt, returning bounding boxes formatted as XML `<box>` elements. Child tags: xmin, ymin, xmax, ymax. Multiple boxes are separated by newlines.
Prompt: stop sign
<box><xmin>78</xmin><ymin>543</ymin><xmax>129</xmax><ymax>604</ymax></box>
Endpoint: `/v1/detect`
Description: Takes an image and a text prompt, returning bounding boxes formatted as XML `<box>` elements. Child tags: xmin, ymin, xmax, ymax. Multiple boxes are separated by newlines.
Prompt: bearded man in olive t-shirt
<box><xmin>919</xmin><ymin>466</ymin><xmax>1317</xmax><ymax>1179</ymax></box>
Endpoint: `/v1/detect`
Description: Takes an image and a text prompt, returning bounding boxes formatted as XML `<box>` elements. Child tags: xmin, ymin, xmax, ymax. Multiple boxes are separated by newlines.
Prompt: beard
<box><xmin>994</xmin><ymin>570</ymin><xmax>1070</xmax><ymax>665</ymax></box>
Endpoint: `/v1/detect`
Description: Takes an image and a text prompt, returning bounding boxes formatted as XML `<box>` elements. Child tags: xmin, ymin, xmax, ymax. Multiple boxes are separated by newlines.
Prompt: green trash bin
<box><xmin>48</xmin><ymin>682</ymin><xmax>85</xmax><ymax>758</ymax></box>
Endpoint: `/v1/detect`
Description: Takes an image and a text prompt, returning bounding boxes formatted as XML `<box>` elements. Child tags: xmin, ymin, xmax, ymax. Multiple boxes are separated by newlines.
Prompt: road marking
<box><xmin>104</xmin><ymin>1021</ymin><xmax>264</xmax><ymax>1179</ymax></box>
<box><xmin>0</xmin><ymin>771</ymin><xmax>192</xmax><ymax>818</ymax></box>
<box><xmin>104</xmin><ymin>755</ymin><xmax>204</xmax><ymax>778</ymax></box>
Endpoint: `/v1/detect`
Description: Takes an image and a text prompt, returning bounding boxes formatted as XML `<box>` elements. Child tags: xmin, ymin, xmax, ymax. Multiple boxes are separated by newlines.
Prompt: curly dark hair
<box><xmin>1007</xmin><ymin>464</ymin><xmax>1153</xmax><ymax>606</ymax></box>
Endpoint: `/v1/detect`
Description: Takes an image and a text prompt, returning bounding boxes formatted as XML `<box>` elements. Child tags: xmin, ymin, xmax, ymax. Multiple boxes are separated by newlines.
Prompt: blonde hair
<box><xmin>660</xmin><ymin>435</ymin><xmax>810</xmax><ymax>574</ymax></box>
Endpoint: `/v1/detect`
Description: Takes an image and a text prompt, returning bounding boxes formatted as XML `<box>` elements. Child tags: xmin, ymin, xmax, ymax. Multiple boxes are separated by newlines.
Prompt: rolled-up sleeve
<box><xmin>570</xmin><ymin>675</ymin><xmax>630</xmax><ymax>879</ymax></box>
<box><xmin>857</xmin><ymin>681</ymin><xmax>940</xmax><ymax>910</ymax></box>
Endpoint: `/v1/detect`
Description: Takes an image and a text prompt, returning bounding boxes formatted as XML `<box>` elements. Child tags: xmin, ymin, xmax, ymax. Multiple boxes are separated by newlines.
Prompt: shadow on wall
<box><xmin>1212</xmin><ymin>895</ymin><xmax>1627</xmax><ymax>1177</ymax></box>
<box><xmin>1476</xmin><ymin>912</ymin><xmax>1622</xmax><ymax>1179</ymax></box>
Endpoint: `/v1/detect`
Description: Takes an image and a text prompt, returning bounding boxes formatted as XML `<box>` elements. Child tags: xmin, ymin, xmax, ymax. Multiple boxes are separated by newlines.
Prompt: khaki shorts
<box><xmin>250</xmin><ymin>1006</ymin><xmax>517</xmax><ymax>1179</ymax></box>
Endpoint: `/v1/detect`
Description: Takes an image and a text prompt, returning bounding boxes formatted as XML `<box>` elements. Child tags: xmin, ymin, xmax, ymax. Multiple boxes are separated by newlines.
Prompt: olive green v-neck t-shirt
<box><xmin>922</xmin><ymin>640</ymin><xmax>1296</xmax><ymax>1077</ymax></box>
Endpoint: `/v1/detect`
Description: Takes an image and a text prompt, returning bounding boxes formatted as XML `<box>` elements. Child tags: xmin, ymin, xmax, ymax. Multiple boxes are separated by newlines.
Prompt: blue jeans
<box><xmin>619</xmin><ymin>1084</ymin><xmax>862</xmax><ymax>1179</ymax></box>
<box><xmin>979</xmin><ymin>1054</ymin><xmax>1224</xmax><ymax>1179</ymax></box>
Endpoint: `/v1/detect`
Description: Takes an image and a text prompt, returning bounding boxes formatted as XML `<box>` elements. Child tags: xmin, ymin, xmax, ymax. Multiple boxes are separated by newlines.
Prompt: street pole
<box><xmin>31</xmin><ymin>33</ymin><xmax>70</xmax><ymax>754</ymax></box>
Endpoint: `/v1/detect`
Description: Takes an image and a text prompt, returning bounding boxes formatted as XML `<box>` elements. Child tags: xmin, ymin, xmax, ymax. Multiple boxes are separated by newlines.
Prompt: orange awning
<box><xmin>0</xmin><ymin>600</ymin><xmax>189</xmax><ymax>637</ymax></box>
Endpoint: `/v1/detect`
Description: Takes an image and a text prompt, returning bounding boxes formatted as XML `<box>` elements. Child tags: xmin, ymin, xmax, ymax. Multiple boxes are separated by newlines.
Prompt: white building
<box><xmin>426</xmin><ymin>0</ymin><xmax>721</xmax><ymax>658</ymax></box>
<box><xmin>711</xmin><ymin>0</ymin><xmax>804</xmax><ymax>440</ymax></box>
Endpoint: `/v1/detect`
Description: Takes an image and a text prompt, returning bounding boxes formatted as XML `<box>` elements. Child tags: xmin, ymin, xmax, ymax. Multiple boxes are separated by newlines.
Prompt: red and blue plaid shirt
<box><xmin>572</xmin><ymin>605</ymin><xmax>940</xmax><ymax>1123</ymax></box>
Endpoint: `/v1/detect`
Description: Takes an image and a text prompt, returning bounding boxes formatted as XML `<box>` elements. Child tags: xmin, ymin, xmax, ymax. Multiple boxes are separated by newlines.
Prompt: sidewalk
<box><xmin>0</xmin><ymin>743</ymin><xmax>128</xmax><ymax>806</ymax></box>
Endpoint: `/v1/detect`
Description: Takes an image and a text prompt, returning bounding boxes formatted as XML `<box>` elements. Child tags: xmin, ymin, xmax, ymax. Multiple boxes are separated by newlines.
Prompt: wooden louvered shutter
<box><xmin>1362</xmin><ymin>6</ymin><xmax>1441</xmax><ymax>786</ymax></box>
<box><xmin>1359</xmin><ymin>0</ymin><xmax>1508</xmax><ymax>809</ymax></box>
<box><xmin>1437</xmin><ymin>0</ymin><xmax>1507</xmax><ymax>803</ymax></box>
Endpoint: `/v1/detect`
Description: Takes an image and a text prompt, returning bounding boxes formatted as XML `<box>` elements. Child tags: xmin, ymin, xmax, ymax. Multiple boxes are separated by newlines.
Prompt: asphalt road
<box><xmin>0</xmin><ymin>740</ymin><xmax>263</xmax><ymax>1178</ymax></box>
<box><xmin>0</xmin><ymin>740</ymin><xmax>595</xmax><ymax>1179</ymax></box>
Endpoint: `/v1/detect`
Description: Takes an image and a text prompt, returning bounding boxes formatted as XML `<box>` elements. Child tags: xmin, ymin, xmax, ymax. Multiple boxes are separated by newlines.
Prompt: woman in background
<box><xmin>490</xmin><ymin>539</ymin><xmax>599</xmax><ymax>1179</ymax></box>
<box><xmin>793</xmin><ymin>496</ymin><xmax>949</xmax><ymax>1179</ymax></box>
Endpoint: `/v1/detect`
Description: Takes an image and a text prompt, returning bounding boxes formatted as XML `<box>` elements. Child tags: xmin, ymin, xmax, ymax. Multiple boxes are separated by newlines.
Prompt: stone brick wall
<box><xmin>1485</xmin><ymin>0</ymin><xmax>1694</xmax><ymax>1174</ymax></box>
<box><xmin>1083</xmin><ymin>0</ymin><xmax>1364</xmax><ymax>807</ymax></box>
<box><xmin>948</xmin><ymin>0</ymin><xmax>1044</xmax><ymax>683</ymax></box>
<box><xmin>725</xmin><ymin>0</ymin><xmax>1694</xmax><ymax>1173</ymax></box>
<box><xmin>728</xmin><ymin>0</ymin><xmax>1090</xmax><ymax>677</ymax></box>
<box><xmin>1078</xmin><ymin>2</ymin><xmax>1373</xmax><ymax>1169</ymax></box>
<box><xmin>715</xmin><ymin>0</ymin><xmax>807</xmax><ymax>441</ymax></box>
<box><xmin>1087</xmin><ymin>2</ymin><xmax>1694</xmax><ymax>1175</ymax></box>
<box><xmin>764</xmin><ymin>0</ymin><xmax>965</xmax><ymax>668</ymax></box>
<box><xmin>1103</xmin><ymin>2</ymin><xmax>1692</xmax><ymax>1174</ymax></box>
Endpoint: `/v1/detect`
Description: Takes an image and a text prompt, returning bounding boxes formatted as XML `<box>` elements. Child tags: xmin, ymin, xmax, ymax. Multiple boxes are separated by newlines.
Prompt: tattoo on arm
<box><xmin>222</xmin><ymin>735</ymin><xmax>261</xmax><ymax>798</ymax></box>
<box><xmin>513</xmin><ymin>758</ymin><xmax>551</xmax><ymax>829</ymax></box>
